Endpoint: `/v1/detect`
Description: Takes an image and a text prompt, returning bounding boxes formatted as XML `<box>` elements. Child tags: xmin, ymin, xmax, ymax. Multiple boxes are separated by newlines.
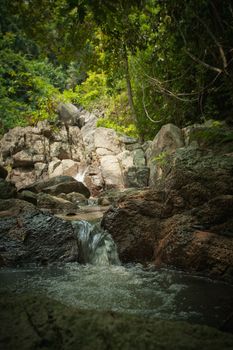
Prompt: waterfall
<box><xmin>72</xmin><ymin>220</ymin><xmax>120</xmax><ymax>266</ymax></box>
<box><xmin>74</xmin><ymin>167</ymin><xmax>87</xmax><ymax>184</ymax></box>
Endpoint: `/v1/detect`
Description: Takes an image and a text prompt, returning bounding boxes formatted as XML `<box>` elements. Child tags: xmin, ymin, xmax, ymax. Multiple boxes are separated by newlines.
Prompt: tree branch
<box><xmin>185</xmin><ymin>49</ymin><xmax>223</xmax><ymax>74</ymax></box>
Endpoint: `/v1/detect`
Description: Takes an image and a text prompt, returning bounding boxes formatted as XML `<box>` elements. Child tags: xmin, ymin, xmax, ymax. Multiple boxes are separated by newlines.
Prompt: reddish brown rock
<box><xmin>102</xmin><ymin>145</ymin><xmax>233</xmax><ymax>282</ymax></box>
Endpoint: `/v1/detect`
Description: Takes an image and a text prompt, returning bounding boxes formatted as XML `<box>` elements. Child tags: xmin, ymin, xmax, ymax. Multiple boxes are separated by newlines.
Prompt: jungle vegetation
<box><xmin>1</xmin><ymin>0</ymin><xmax>233</xmax><ymax>140</ymax></box>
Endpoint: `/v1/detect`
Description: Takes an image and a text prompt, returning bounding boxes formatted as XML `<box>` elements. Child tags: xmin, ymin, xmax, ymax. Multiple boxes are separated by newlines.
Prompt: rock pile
<box><xmin>0</xmin><ymin>105</ymin><xmax>150</xmax><ymax>194</ymax></box>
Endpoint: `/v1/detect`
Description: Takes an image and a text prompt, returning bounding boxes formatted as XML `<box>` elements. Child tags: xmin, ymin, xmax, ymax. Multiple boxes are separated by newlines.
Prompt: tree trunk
<box><xmin>123</xmin><ymin>44</ymin><xmax>144</xmax><ymax>142</ymax></box>
<box><xmin>123</xmin><ymin>45</ymin><xmax>137</xmax><ymax>123</ymax></box>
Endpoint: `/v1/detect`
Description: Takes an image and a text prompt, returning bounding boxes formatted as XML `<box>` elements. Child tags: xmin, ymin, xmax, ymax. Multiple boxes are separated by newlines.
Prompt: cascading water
<box><xmin>72</xmin><ymin>220</ymin><xmax>120</xmax><ymax>266</ymax></box>
<box><xmin>1</xmin><ymin>223</ymin><xmax>233</xmax><ymax>331</ymax></box>
<box><xmin>74</xmin><ymin>167</ymin><xmax>87</xmax><ymax>184</ymax></box>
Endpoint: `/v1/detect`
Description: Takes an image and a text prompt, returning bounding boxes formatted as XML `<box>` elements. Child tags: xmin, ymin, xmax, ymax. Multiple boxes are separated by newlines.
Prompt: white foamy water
<box><xmin>74</xmin><ymin>168</ymin><xmax>87</xmax><ymax>183</ymax></box>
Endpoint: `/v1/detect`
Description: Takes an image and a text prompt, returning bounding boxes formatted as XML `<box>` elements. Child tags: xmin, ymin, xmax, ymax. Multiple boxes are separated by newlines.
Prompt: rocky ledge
<box><xmin>102</xmin><ymin>143</ymin><xmax>233</xmax><ymax>283</ymax></box>
<box><xmin>0</xmin><ymin>293</ymin><xmax>233</xmax><ymax>350</ymax></box>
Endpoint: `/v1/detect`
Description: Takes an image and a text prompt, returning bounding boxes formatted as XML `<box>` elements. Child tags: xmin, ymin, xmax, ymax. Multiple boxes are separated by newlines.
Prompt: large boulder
<box><xmin>102</xmin><ymin>189</ymin><xmax>164</xmax><ymax>263</ymax></box>
<box><xmin>80</xmin><ymin>112</ymin><xmax>98</xmax><ymax>152</ymax></box>
<box><xmin>100</xmin><ymin>155</ymin><xmax>124</xmax><ymax>189</ymax></box>
<box><xmin>37</xmin><ymin>193</ymin><xmax>79</xmax><ymax>214</ymax></box>
<box><xmin>57</xmin><ymin>102</ymin><xmax>80</xmax><ymax>125</ymax></box>
<box><xmin>126</xmin><ymin>166</ymin><xmax>150</xmax><ymax>188</ymax></box>
<box><xmin>0</xmin><ymin>199</ymin><xmax>79</xmax><ymax>266</ymax></box>
<box><xmin>102</xmin><ymin>144</ymin><xmax>233</xmax><ymax>283</ymax></box>
<box><xmin>147</xmin><ymin>123</ymin><xmax>184</xmax><ymax>157</ymax></box>
<box><xmin>20</xmin><ymin>175</ymin><xmax>91</xmax><ymax>198</ymax></box>
<box><xmin>146</xmin><ymin>123</ymin><xmax>184</xmax><ymax>185</ymax></box>
<box><xmin>0</xmin><ymin>121</ymin><xmax>86</xmax><ymax>189</ymax></box>
<box><xmin>48</xmin><ymin>159</ymin><xmax>79</xmax><ymax>178</ymax></box>
<box><xmin>94</xmin><ymin>127</ymin><xmax>123</xmax><ymax>155</ymax></box>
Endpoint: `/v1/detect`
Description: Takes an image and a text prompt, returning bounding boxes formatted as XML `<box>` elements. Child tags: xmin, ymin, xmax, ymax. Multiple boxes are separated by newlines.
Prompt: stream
<box><xmin>0</xmin><ymin>219</ymin><xmax>233</xmax><ymax>331</ymax></box>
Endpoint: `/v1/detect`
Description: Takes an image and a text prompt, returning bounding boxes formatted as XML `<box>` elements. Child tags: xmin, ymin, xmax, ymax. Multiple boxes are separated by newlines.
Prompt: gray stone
<box><xmin>125</xmin><ymin>142</ymin><xmax>142</xmax><ymax>151</ymax></box>
<box><xmin>48</xmin><ymin>159</ymin><xmax>79</xmax><ymax>178</ymax></box>
<box><xmin>58</xmin><ymin>192</ymin><xmax>88</xmax><ymax>205</ymax></box>
<box><xmin>37</xmin><ymin>193</ymin><xmax>78</xmax><ymax>214</ymax></box>
<box><xmin>94</xmin><ymin>127</ymin><xmax>123</xmax><ymax>154</ymax></box>
<box><xmin>132</xmin><ymin>148</ymin><xmax>145</xmax><ymax>167</ymax></box>
<box><xmin>126</xmin><ymin>166</ymin><xmax>150</xmax><ymax>188</ymax></box>
<box><xmin>21</xmin><ymin>175</ymin><xmax>90</xmax><ymax>198</ymax></box>
<box><xmin>12</xmin><ymin>150</ymin><xmax>34</xmax><ymax>167</ymax></box>
<box><xmin>146</xmin><ymin>123</ymin><xmax>184</xmax><ymax>185</ymax></box>
<box><xmin>0</xmin><ymin>204</ymin><xmax>79</xmax><ymax>266</ymax></box>
<box><xmin>100</xmin><ymin>155</ymin><xmax>124</xmax><ymax>189</ymax></box>
<box><xmin>57</xmin><ymin>102</ymin><xmax>80</xmax><ymax>125</ymax></box>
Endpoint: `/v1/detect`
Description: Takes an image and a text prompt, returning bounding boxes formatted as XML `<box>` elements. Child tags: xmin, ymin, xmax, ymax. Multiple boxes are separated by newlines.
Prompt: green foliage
<box><xmin>97</xmin><ymin>118</ymin><xmax>137</xmax><ymax>138</ymax></box>
<box><xmin>151</xmin><ymin>151</ymin><xmax>169</xmax><ymax>166</ymax></box>
<box><xmin>1</xmin><ymin>0</ymin><xmax>233</xmax><ymax>141</ymax></box>
<box><xmin>74</xmin><ymin>71</ymin><xmax>109</xmax><ymax>111</ymax></box>
<box><xmin>190</xmin><ymin>121</ymin><xmax>233</xmax><ymax>146</ymax></box>
<box><xmin>0</xmin><ymin>33</ymin><xmax>67</xmax><ymax>134</ymax></box>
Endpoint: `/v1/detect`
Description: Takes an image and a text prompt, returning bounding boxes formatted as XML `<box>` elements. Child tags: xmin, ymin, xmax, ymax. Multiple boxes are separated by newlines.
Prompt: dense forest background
<box><xmin>1</xmin><ymin>0</ymin><xmax>233</xmax><ymax>140</ymax></box>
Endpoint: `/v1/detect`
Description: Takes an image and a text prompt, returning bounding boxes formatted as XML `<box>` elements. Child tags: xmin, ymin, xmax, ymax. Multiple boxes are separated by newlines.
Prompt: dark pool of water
<box><xmin>0</xmin><ymin>264</ymin><xmax>232</xmax><ymax>329</ymax></box>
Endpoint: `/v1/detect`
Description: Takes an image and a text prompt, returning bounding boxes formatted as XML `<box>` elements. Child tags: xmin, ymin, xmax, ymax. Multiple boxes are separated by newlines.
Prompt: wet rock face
<box><xmin>0</xmin><ymin>199</ymin><xmax>79</xmax><ymax>267</ymax></box>
<box><xmin>102</xmin><ymin>145</ymin><xmax>233</xmax><ymax>282</ymax></box>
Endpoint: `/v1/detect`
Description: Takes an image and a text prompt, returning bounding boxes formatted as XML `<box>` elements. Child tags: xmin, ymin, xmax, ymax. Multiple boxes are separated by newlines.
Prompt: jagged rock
<box><xmin>48</xmin><ymin>159</ymin><xmax>79</xmax><ymax>178</ymax></box>
<box><xmin>0</xmin><ymin>164</ymin><xmax>7</xmax><ymax>179</ymax></box>
<box><xmin>9</xmin><ymin>168</ymin><xmax>38</xmax><ymax>190</ymax></box>
<box><xmin>21</xmin><ymin>175</ymin><xmax>91</xmax><ymax>198</ymax></box>
<box><xmin>100</xmin><ymin>155</ymin><xmax>124</xmax><ymax>189</ymax></box>
<box><xmin>117</xmin><ymin>150</ymin><xmax>134</xmax><ymax>171</ymax></box>
<box><xmin>0</xmin><ymin>121</ymin><xmax>86</xmax><ymax>189</ymax></box>
<box><xmin>84</xmin><ymin>165</ymin><xmax>104</xmax><ymax>197</ymax></box>
<box><xmin>147</xmin><ymin>123</ymin><xmax>184</xmax><ymax>157</ymax></box>
<box><xmin>102</xmin><ymin>189</ymin><xmax>163</xmax><ymax>263</ymax></box>
<box><xmin>94</xmin><ymin>127</ymin><xmax>123</xmax><ymax>154</ymax></box>
<box><xmin>12</xmin><ymin>150</ymin><xmax>34</xmax><ymax>167</ymax></box>
<box><xmin>0</xmin><ymin>199</ymin><xmax>78</xmax><ymax>266</ymax></box>
<box><xmin>0</xmin><ymin>179</ymin><xmax>17</xmax><ymax>199</ymax></box>
<box><xmin>102</xmin><ymin>145</ymin><xmax>233</xmax><ymax>283</ymax></box>
<box><xmin>0</xmin><ymin>111</ymin><xmax>149</xmax><ymax>193</ymax></box>
<box><xmin>80</xmin><ymin>112</ymin><xmax>98</xmax><ymax>152</ymax></box>
<box><xmin>146</xmin><ymin>123</ymin><xmax>184</xmax><ymax>185</ymax></box>
<box><xmin>126</xmin><ymin>166</ymin><xmax>150</xmax><ymax>188</ymax></box>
